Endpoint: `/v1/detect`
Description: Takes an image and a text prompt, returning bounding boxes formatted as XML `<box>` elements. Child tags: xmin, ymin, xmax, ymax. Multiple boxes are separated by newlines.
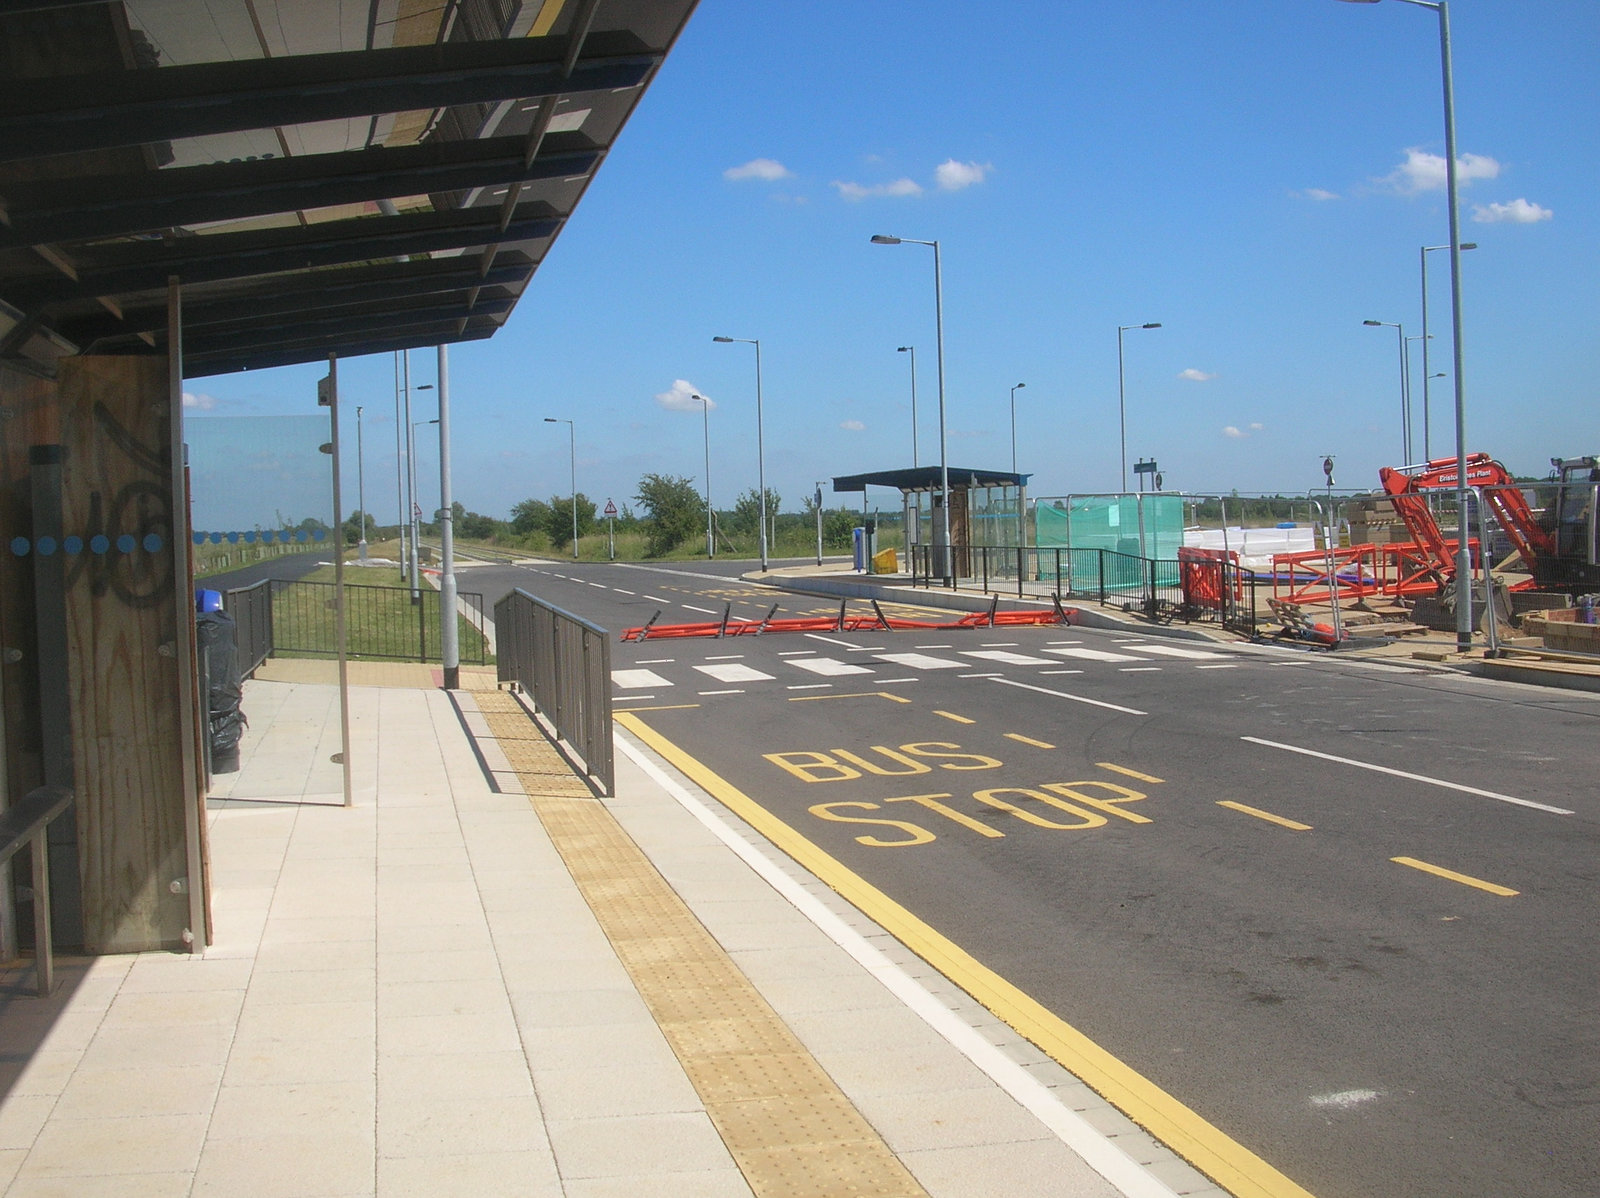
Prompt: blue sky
<box><xmin>186</xmin><ymin>0</ymin><xmax>1597</xmax><ymax>525</ymax></box>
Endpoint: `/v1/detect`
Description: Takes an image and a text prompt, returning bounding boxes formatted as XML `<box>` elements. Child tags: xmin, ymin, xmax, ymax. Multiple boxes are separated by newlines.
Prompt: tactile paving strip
<box><xmin>476</xmin><ymin>690</ymin><xmax>928</xmax><ymax>1198</ymax></box>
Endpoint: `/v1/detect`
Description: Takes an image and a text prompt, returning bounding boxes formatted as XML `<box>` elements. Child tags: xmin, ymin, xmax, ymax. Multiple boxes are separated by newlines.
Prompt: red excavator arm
<box><xmin>1379</xmin><ymin>453</ymin><xmax>1555</xmax><ymax>575</ymax></box>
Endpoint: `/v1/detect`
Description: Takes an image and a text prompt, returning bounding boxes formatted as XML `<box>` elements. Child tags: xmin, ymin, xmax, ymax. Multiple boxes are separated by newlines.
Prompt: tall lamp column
<box><xmin>873</xmin><ymin>236</ymin><xmax>951</xmax><ymax>585</ymax></box>
<box><xmin>1117</xmin><ymin>323</ymin><xmax>1161</xmax><ymax>492</ymax></box>
<box><xmin>1340</xmin><ymin>0</ymin><xmax>1474</xmax><ymax>651</ymax></box>
<box><xmin>712</xmin><ymin>336</ymin><xmax>767</xmax><ymax>570</ymax></box>
<box><xmin>691</xmin><ymin>395</ymin><xmax>713</xmax><ymax>558</ymax></box>
<box><xmin>1420</xmin><ymin>240</ymin><xmax>1474</xmax><ymax>461</ymax></box>
<box><xmin>1362</xmin><ymin>319</ymin><xmax>1411</xmax><ymax>462</ymax></box>
<box><xmin>544</xmin><ymin>418</ymin><xmax>577</xmax><ymax>560</ymax></box>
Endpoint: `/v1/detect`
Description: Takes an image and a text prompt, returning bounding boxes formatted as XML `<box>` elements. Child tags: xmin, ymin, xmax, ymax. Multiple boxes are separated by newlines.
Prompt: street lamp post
<box><xmin>1420</xmin><ymin>241</ymin><xmax>1474</xmax><ymax>460</ymax></box>
<box><xmin>1008</xmin><ymin>382</ymin><xmax>1027</xmax><ymax>475</ymax></box>
<box><xmin>712</xmin><ymin>336</ymin><xmax>767</xmax><ymax>570</ymax></box>
<box><xmin>897</xmin><ymin>346</ymin><xmax>919</xmax><ymax>466</ymax></box>
<box><xmin>691</xmin><ymin>395</ymin><xmax>713</xmax><ymax>558</ymax></box>
<box><xmin>1362</xmin><ymin>319</ymin><xmax>1411</xmax><ymax>462</ymax></box>
<box><xmin>1340</xmin><ymin>0</ymin><xmax>1474</xmax><ymax>651</ymax></box>
<box><xmin>873</xmin><ymin>235</ymin><xmax>952</xmax><ymax>585</ymax></box>
<box><xmin>544</xmin><ymin>418</ymin><xmax>577</xmax><ymax>559</ymax></box>
<box><xmin>408</xmin><ymin>394</ymin><xmax>435</xmax><ymax>603</ymax></box>
<box><xmin>355</xmin><ymin>405</ymin><xmax>367</xmax><ymax>564</ymax></box>
<box><xmin>1117</xmin><ymin>323</ymin><xmax>1161</xmax><ymax>492</ymax></box>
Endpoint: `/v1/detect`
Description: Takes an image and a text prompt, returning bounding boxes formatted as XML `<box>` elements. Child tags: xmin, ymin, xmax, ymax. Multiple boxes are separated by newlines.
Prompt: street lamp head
<box><xmin>543</xmin><ymin>417</ymin><xmax>558</xmax><ymax>423</ymax></box>
<box><xmin>1014</xmin><ymin>382</ymin><xmax>1026</xmax><ymax>390</ymax></box>
<box><xmin>1363</xmin><ymin>320</ymin><xmax>1383</xmax><ymax>326</ymax></box>
<box><xmin>1459</xmin><ymin>242</ymin><xmax>1478</xmax><ymax>250</ymax></box>
<box><xmin>897</xmin><ymin>346</ymin><xmax>911</xmax><ymax>353</ymax></box>
<box><xmin>870</xmin><ymin>234</ymin><xmax>901</xmax><ymax>245</ymax></box>
<box><xmin>1142</xmin><ymin>322</ymin><xmax>1162</xmax><ymax>329</ymax></box>
<box><xmin>712</xmin><ymin>336</ymin><xmax>733</xmax><ymax>343</ymax></box>
<box><xmin>415</xmin><ymin>384</ymin><xmax>434</xmax><ymax>391</ymax></box>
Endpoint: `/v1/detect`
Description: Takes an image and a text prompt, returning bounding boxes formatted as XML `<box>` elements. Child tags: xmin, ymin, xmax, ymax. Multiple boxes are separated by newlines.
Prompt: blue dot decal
<box><xmin>143</xmin><ymin>533</ymin><xmax>163</xmax><ymax>552</ymax></box>
<box><xmin>90</xmin><ymin>535</ymin><xmax>110</xmax><ymax>554</ymax></box>
<box><xmin>262</xmin><ymin>530</ymin><xmax>275</xmax><ymax>544</ymax></box>
<box><xmin>209</xmin><ymin>532</ymin><xmax>222</xmax><ymax>544</ymax></box>
<box><xmin>193</xmin><ymin>532</ymin><xmax>206</xmax><ymax>545</ymax></box>
<box><xmin>296</xmin><ymin>529</ymin><xmax>308</xmax><ymax>542</ymax></box>
<box><xmin>244</xmin><ymin>530</ymin><xmax>257</xmax><ymax>544</ymax></box>
<box><xmin>312</xmin><ymin>528</ymin><xmax>326</xmax><ymax>542</ymax></box>
<box><xmin>116</xmin><ymin>534</ymin><xmax>136</xmax><ymax>553</ymax></box>
<box><xmin>10</xmin><ymin>537</ymin><xmax>29</xmax><ymax>557</ymax></box>
<box><xmin>36</xmin><ymin>537</ymin><xmax>57</xmax><ymax>556</ymax></box>
<box><xmin>226</xmin><ymin>531</ymin><xmax>238</xmax><ymax>544</ymax></box>
<box><xmin>64</xmin><ymin>536</ymin><xmax>83</xmax><ymax>555</ymax></box>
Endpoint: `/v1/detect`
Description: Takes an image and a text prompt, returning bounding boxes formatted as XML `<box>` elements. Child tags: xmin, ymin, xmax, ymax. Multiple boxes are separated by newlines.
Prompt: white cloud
<box><xmin>183</xmin><ymin>390</ymin><xmax>218</xmax><ymax>410</ymax></box>
<box><xmin>934</xmin><ymin>159</ymin><xmax>990</xmax><ymax>191</ymax></box>
<box><xmin>1178</xmin><ymin>369</ymin><xmax>1216</xmax><ymax>382</ymax></box>
<box><xmin>840</xmin><ymin>420</ymin><xmax>866</xmax><ymax>431</ymax></box>
<box><xmin>1249</xmin><ymin>422</ymin><xmax>1264</xmax><ymax>431</ymax></box>
<box><xmin>833</xmin><ymin>178</ymin><xmax>923</xmax><ymax>201</ymax></box>
<box><xmin>1380</xmin><ymin>147</ymin><xmax>1500</xmax><ymax>195</ymax></box>
<box><xmin>1222</xmin><ymin>426</ymin><xmax>1247</xmax><ymax>439</ymax></box>
<box><xmin>724</xmin><ymin>157</ymin><xmax>792</xmax><ymax>182</ymax></box>
<box><xmin>1297</xmin><ymin>187</ymin><xmax>1339</xmax><ymax>202</ymax></box>
<box><xmin>654</xmin><ymin>380</ymin><xmax>713</xmax><ymax>413</ymax></box>
<box><xmin>1473</xmin><ymin>197</ymin><xmax>1552</xmax><ymax>224</ymax></box>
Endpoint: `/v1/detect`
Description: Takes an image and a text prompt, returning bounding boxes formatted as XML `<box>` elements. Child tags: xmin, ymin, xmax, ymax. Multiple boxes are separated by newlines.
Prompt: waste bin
<box><xmin>196</xmin><ymin>591</ymin><xmax>245</xmax><ymax>774</ymax></box>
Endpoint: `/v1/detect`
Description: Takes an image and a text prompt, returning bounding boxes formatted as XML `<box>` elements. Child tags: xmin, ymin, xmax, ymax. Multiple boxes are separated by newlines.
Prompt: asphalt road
<box><xmin>464</xmin><ymin>556</ymin><xmax>1600</xmax><ymax>1198</ymax></box>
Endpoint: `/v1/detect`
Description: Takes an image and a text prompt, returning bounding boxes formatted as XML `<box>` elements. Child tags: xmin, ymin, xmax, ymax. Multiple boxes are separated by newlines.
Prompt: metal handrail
<box><xmin>494</xmin><ymin>588</ymin><xmax>613</xmax><ymax>795</ymax></box>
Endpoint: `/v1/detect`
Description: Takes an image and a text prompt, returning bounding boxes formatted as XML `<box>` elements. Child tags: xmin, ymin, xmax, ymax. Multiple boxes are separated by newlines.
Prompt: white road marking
<box><xmin>878</xmin><ymin>678</ymin><xmax>918</xmax><ymax>684</ymax></box>
<box><xmin>612</xmin><ymin>669</ymin><xmax>672</xmax><ymax>689</ymax></box>
<box><xmin>991</xmin><ymin>677</ymin><xmax>1148</xmax><ymax>716</ymax></box>
<box><xmin>636</xmin><ymin>658</ymin><xmax>675</xmax><ymax>664</ymax></box>
<box><xmin>589</xmin><ymin>581</ymin><xmax>607</xmax><ymax>588</ymax></box>
<box><xmin>778</xmin><ymin>650</ymin><xmax>815</xmax><ymax>656</ymax></box>
<box><xmin>1116</xmin><ymin>644</ymin><xmax>1230</xmax><ymax>660</ymax></box>
<box><xmin>805</xmin><ymin>633</ymin><xmax>884</xmax><ymax>651</ymax></box>
<box><xmin>915</xmin><ymin>643</ymin><xmax>953</xmax><ymax>649</ymax></box>
<box><xmin>1039</xmin><ymin>669</ymin><xmax>1085</xmax><ymax>675</ymax></box>
<box><xmin>645</xmin><ymin>594</ymin><xmax>668</xmax><ymax>603</ymax></box>
<box><xmin>698</xmin><ymin>689</ymin><xmax>744</xmax><ymax>696</ymax></box>
<box><xmin>1046</xmin><ymin>647</ymin><xmax>1149</xmax><ymax>663</ymax></box>
<box><xmin>1195</xmin><ymin>664</ymin><xmax>1239</xmax><ymax>671</ymax></box>
<box><xmin>788</xmin><ymin>658</ymin><xmax>874</xmax><ymax>677</ymax></box>
<box><xmin>874</xmin><ymin>652</ymin><xmax>965</xmax><ymax>670</ymax></box>
<box><xmin>704</xmin><ymin>654</ymin><xmax>744</xmax><ymax>660</ymax></box>
<box><xmin>961</xmin><ymin>672</ymin><xmax>1005</xmax><ymax>679</ymax></box>
<box><xmin>1118</xmin><ymin>667</ymin><xmax>1163</xmax><ymax>673</ymax></box>
<box><xmin>1310</xmin><ymin>1090</ymin><xmax>1382</xmax><ymax>1110</ymax></box>
<box><xmin>981</xmin><ymin>642</ymin><xmax>1019</xmax><ymax>647</ymax></box>
<box><xmin>963</xmin><ymin>650</ymin><xmax>1056</xmax><ymax>666</ymax></box>
<box><xmin>681</xmin><ymin>604</ymin><xmax>716</xmax><ymax>614</ymax></box>
<box><xmin>1241</xmin><ymin>737</ymin><xmax>1574</xmax><ymax>815</ymax></box>
<box><xmin>614</xmin><ymin>588</ymin><xmax>636</xmax><ymax>595</ymax></box>
<box><xmin>694</xmin><ymin>663</ymin><xmax>774</xmax><ymax>683</ymax></box>
<box><xmin>787</xmin><ymin>683</ymin><xmax>832</xmax><ymax>690</ymax></box>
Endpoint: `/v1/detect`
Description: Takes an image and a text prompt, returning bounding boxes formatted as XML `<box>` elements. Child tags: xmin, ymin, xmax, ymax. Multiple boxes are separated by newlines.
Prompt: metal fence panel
<box><xmin>494</xmin><ymin>588</ymin><xmax>613</xmax><ymax>796</ymax></box>
<box><xmin>222</xmin><ymin>579</ymin><xmax>272</xmax><ymax>676</ymax></box>
<box><xmin>261</xmin><ymin>580</ymin><xmax>487</xmax><ymax>663</ymax></box>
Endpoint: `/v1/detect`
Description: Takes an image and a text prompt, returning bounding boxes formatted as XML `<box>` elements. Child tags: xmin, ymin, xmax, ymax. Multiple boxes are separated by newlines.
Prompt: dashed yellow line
<box><xmin>790</xmin><ymin>691</ymin><xmax>912</xmax><ymax>704</ymax></box>
<box><xmin>1097</xmin><ymin>762</ymin><xmax>1164</xmax><ymax>784</ymax></box>
<box><xmin>1217</xmin><ymin>801</ymin><xmax>1312</xmax><ymax>831</ymax></box>
<box><xmin>1005</xmin><ymin>733</ymin><xmax>1055</xmax><ymax>749</ymax></box>
<box><xmin>935</xmin><ymin>710</ymin><xmax>976</xmax><ymax>724</ymax></box>
<box><xmin>617</xmin><ymin>712</ymin><xmax>1320</xmax><ymax>1198</ymax></box>
<box><xmin>1392</xmin><ymin>857</ymin><xmax>1518</xmax><ymax>896</ymax></box>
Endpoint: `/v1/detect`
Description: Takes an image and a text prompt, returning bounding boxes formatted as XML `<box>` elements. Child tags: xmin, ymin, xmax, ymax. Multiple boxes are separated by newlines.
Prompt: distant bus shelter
<box><xmin>832</xmin><ymin>466</ymin><xmax>1031</xmax><ymax>577</ymax></box>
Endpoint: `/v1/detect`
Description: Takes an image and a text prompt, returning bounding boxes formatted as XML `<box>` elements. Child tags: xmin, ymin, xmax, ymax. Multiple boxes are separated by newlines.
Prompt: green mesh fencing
<box><xmin>1034</xmin><ymin>494</ymin><xmax>1184</xmax><ymax>559</ymax></box>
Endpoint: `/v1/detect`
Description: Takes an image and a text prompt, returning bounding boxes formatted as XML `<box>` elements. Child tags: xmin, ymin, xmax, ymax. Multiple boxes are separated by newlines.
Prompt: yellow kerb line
<box><xmin>616</xmin><ymin>710</ymin><xmax>1321</xmax><ymax>1198</ymax></box>
<box><xmin>935</xmin><ymin>710</ymin><xmax>975</xmax><ymax>724</ymax></box>
<box><xmin>528</xmin><ymin>0</ymin><xmax>566</xmax><ymax>37</ymax></box>
<box><xmin>1392</xmin><ymin>857</ymin><xmax>1519</xmax><ymax>896</ymax></box>
<box><xmin>1217</xmin><ymin>801</ymin><xmax>1312</xmax><ymax>831</ymax></box>
<box><xmin>1005</xmin><ymin>733</ymin><xmax>1055</xmax><ymax>749</ymax></box>
<box><xmin>614</xmin><ymin>703</ymin><xmax>701</xmax><ymax>713</ymax></box>
<box><xmin>1096</xmin><ymin>762</ymin><xmax>1164</xmax><ymax>783</ymax></box>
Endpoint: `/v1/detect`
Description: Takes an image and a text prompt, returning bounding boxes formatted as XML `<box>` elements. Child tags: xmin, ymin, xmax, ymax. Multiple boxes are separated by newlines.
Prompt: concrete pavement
<box><xmin>0</xmin><ymin>662</ymin><xmax>1224</xmax><ymax>1198</ymax></box>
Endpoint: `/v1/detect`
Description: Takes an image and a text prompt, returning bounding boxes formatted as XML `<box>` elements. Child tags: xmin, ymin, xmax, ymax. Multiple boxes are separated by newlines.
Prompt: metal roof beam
<box><xmin>0</xmin><ymin>139</ymin><xmax>601</xmax><ymax>248</ymax></box>
<box><xmin>5</xmin><ymin>205</ymin><xmax>560</xmax><ymax>310</ymax></box>
<box><xmin>0</xmin><ymin>42</ymin><xmax>654</xmax><ymax>163</ymax></box>
<box><xmin>185</xmin><ymin>325</ymin><xmax>498</xmax><ymax>378</ymax></box>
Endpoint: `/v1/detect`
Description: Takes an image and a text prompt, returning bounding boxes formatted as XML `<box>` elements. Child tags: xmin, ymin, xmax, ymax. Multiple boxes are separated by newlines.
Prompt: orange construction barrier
<box><xmin>620</xmin><ymin>596</ymin><xmax>1077</xmax><ymax>642</ymax></box>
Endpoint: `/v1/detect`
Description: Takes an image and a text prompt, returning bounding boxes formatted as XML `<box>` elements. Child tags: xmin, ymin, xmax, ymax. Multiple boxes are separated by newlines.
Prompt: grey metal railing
<box><xmin>0</xmin><ymin>785</ymin><xmax>74</xmax><ymax>996</ymax></box>
<box><xmin>494</xmin><ymin>588</ymin><xmax>613</xmax><ymax>796</ymax></box>
<box><xmin>223</xmin><ymin>579</ymin><xmax>273</xmax><ymax>676</ymax></box>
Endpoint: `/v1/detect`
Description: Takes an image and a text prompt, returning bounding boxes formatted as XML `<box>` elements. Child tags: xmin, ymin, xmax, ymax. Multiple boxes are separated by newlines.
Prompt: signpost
<box><xmin>604</xmin><ymin>498</ymin><xmax>617</xmax><ymax>560</ymax></box>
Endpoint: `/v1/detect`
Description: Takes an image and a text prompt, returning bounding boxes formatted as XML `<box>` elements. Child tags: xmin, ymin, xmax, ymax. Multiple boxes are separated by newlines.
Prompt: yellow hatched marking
<box><xmin>1096</xmin><ymin>762</ymin><xmax>1164</xmax><ymax>783</ymax></box>
<box><xmin>935</xmin><ymin>710</ymin><xmax>975</xmax><ymax>724</ymax></box>
<box><xmin>478</xmin><ymin>694</ymin><xmax>928</xmax><ymax>1198</ymax></box>
<box><xmin>1217</xmin><ymin>801</ymin><xmax>1312</xmax><ymax>831</ymax></box>
<box><xmin>1005</xmin><ymin>733</ymin><xmax>1055</xmax><ymax>749</ymax></box>
<box><xmin>618</xmin><ymin>711</ymin><xmax>1321</xmax><ymax>1198</ymax></box>
<box><xmin>1392</xmin><ymin>856</ymin><xmax>1518</xmax><ymax>896</ymax></box>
